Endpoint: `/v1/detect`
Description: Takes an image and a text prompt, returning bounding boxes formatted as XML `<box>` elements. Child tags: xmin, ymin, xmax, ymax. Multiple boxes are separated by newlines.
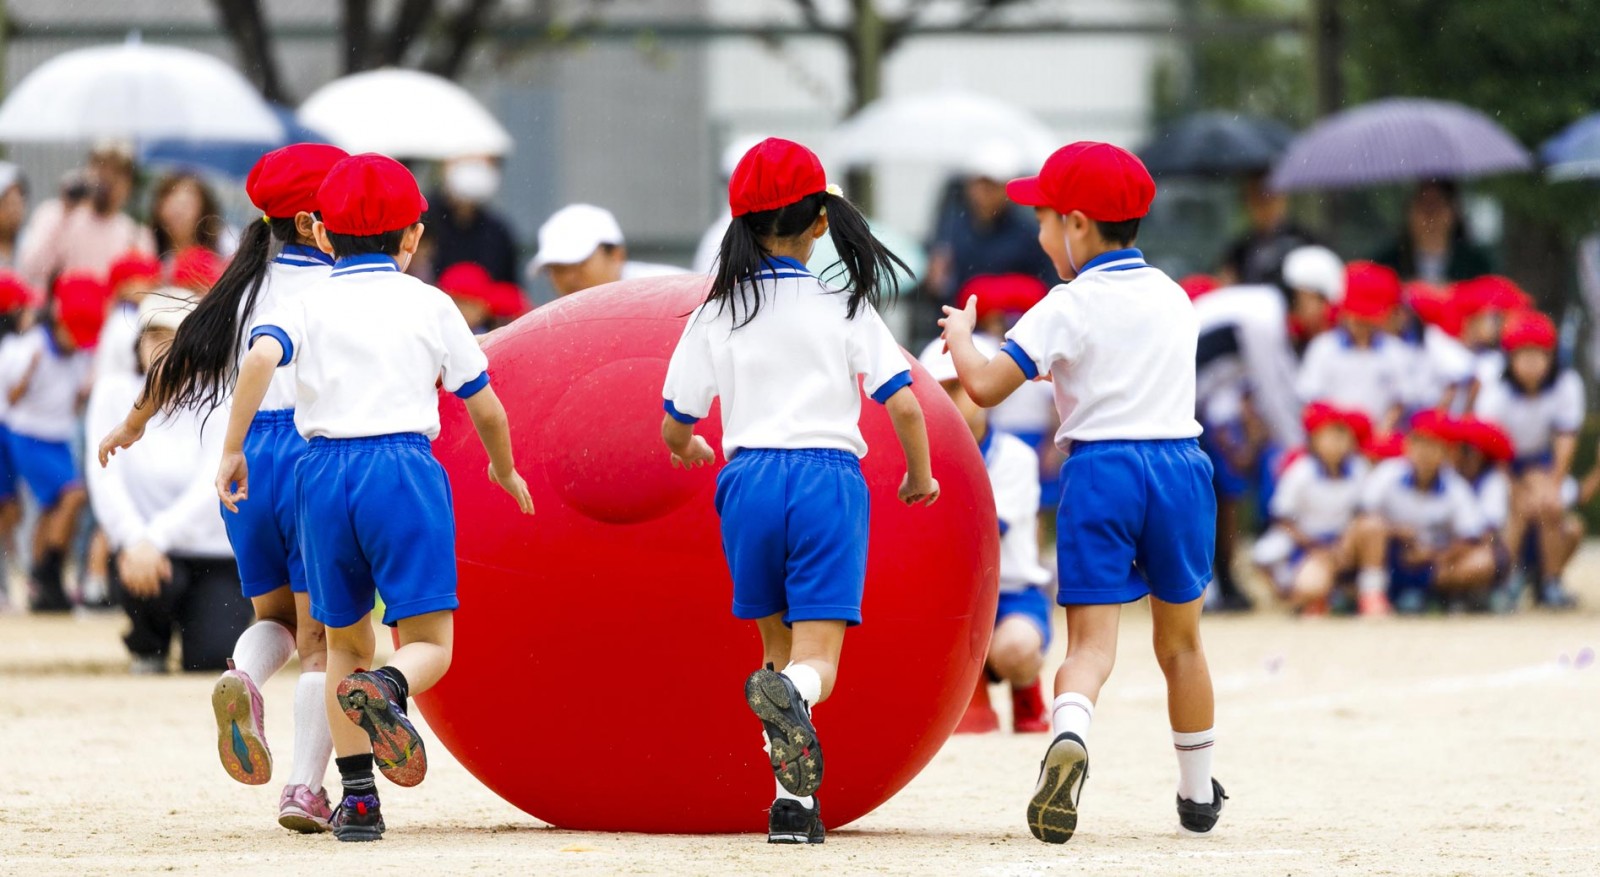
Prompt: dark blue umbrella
<box><xmin>1540</xmin><ymin>113</ymin><xmax>1600</xmax><ymax>181</ymax></box>
<box><xmin>139</xmin><ymin>103</ymin><xmax>326</xmax><ymax>179</ymax></box>
<box><xmin>1138</xmin><ymin>111</ymin><xmax>1295</xmax><ymax>177</ymax></box>
<box><xmin>1267</xmin><ymin>98</ymin><xmax>1531</xmax><ymax>191</ymax></box>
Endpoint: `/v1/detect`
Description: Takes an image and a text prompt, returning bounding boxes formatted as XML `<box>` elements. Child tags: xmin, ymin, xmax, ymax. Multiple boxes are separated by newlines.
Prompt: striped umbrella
<box><xmin>1267</xmin><ymin>98</ymin><xmax>1531</xmax><ymax>191</ymax></box>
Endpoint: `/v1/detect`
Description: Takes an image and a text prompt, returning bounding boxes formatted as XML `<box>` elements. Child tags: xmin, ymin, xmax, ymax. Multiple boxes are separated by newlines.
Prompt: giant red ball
<box><xmin>423</xmin><ymin>275</ymin><xmax>998</xmax><ymax>832</ymax></box>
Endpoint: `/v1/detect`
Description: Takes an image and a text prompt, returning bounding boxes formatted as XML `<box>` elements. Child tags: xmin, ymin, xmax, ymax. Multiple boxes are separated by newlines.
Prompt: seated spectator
<box><xmin>1394</xmin><ymin>281</ymin><xmax>1476</xmax><ymax>415</ymax></box>
<box><xmin>1472</xmin><ymin>310</ymin><xmax>1582</xmax><ymax>609</ymax></box>
<box><xmin>1349</xmin><ymin>412</ymin><xmax>1496</xmax><ymax>616</ymax></box>
<box><xmin>486</xmin><ymin>281</ymin><xmax>529</xmax><ymax>328</ymax></box>
<box><xmin>1297</xmin><ymin>261</ymin><xmax>1409</xmax><ymax>432</ymax></box>
<box><xmin>1252</xmin><ymin>403</ymin><xmax>1371</xmax><ymax>613</ymax></box>
<box><xmin>1281</xmin><ymin>244</ymin><xmax>1346</xmax><ymax>352</ymax></box>
<box><xmin>1450</xmin><ymin>275</ymin><xmax>1532</xmax><ymax>390</ymax></box>
<box><xmin>527</xmin><ymin>203</ymin><xmax>684</xmax><ymax>297</ymax></box>
<box><xmin>437</xmin><ymin>262</ymin><xmax>495</xmax><ymax>334</ymax></box>
<box><xmin>169</xmin><ymin>246</ymin><xmax>225</xmax><ymax>296</ymax></box>
<box><xmin>959</xmin><ymin>274</ymin><xmax>1056</xmax><ymax>493</ymax></box>
<box><xmin>84</xmin><ymin>294</ymin><xmax>252</xmax><ymax>671</ymax></box>
<box><xmin>96</xmin><ymin>252</ymin><xmax>164</xmax><ymax>380</ymax></box>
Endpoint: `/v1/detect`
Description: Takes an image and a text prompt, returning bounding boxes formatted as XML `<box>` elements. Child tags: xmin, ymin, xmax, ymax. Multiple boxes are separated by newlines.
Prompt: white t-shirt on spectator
<box><xmin>1361</xmin><ymin>458</ymin><xmax>1486</xmax><ymax>550</ymax></box>
<box><xmin>1473</xmin><ymin>369</ymin><xmax>1584</xmax><ymax>460</ymax></box>
<box><xmin>1193</xmin><ymin>284</ymin><xmax>1304</xmax><ymax>447</ymax></box>
<box><xmin>1297</xmin><ymin>328</ymin><xmax>1410</xmax><ymax>422</ymax></box>
<box><xmin>984</xmin><ymin>429</ymin><xmax>1051</xmax><ymax>592</ymax></box>
<box><xmin>0</xmin><ymin>325</ymin><xmax>91</xmax><ymax>441</ymax></box>
<box><xmin>1270</xmin><ymin>453</ymin><xmax>1371</xmax><ymax>541</ymax></box>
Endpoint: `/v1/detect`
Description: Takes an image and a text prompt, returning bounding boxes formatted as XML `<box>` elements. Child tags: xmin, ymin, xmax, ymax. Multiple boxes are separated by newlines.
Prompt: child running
<box><xmin>99</xmin><ymin>144</ymin><xmax>350</xmax><ymax>832</ymax></box>
<box><xmin>661</xmin><ymin>138</ymin><xmax>938</xmax><ymax>845</ymax></box>
<box><xmin>938</xmin><ymin>142</ymin><xmax>1226</xmax><ymax>842</ymax></box>
<box><xmin>225</xmin><ymin>153</ymin><xmax>532</xmax><ymax>842</ymax></box>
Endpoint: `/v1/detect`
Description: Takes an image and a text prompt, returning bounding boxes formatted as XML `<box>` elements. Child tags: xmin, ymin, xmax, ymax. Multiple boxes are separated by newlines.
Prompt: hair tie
<box><xmin>825</xmin><ymin>183</ymin><xmax>843</xmax><ymax>198</ymax></box>
<box><xmin>261</xmin><ymin>214</ymin><xmax>271</xmax><ymax>224</ymax></box>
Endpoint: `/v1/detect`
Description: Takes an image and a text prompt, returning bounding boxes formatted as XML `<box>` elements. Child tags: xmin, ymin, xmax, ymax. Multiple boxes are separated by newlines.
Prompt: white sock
<box><xmin>287</xmin><ymin>672</ymin><xmax>333</xmax><ymax>791</ymax></box>
<box><xmin>781</xmin><ymin>663</ymin><xmax>822</xmax><ymax>707</ymax></box>
<box><xmin>1357</xmin><ymin>568</ymin><xmax>1389</xmax><ymax>596</ymax></box>
<box><xmin>762</xmin><ymin>732</ymin><xmax>814</xmax><ymax>807</ymax></box>
<box><xmin>1173</xmin><ymin>728</ymin><xmax>1215</xmax><ymax>804</ymax></box>
<box><xmin>230</xmin><ymin>620</ymin><xmax>295</xmax><ymax>685</ymax></box>
<box><xmin>1050</xmin><ymin>692</ymin><xmax>1094</xmax><ymax>741</ymax></box>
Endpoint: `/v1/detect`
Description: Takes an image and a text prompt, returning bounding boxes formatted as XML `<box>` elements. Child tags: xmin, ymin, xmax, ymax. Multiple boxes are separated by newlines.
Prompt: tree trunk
<box><xmin>423</xmin><ymin>0</ymin><xmax>500</xmax><ymax>80</ymax></box>
<box><xmin>211</xmin><ymin>0</ymin><xmax>288</xmax><ymax>103</ymax></box>
<box><xmin>379</xmin><ymin>0</ymin><xmax>438</xmax><ymax>68</ymax></box>
<box><xmin>844</xmin><ymin>0</ymin><xmax>885</xmax><ymax>214</ymax></box>
<box><xmin>341</xmin><ymin>0</ymin><xmax>373</xmax><ymax>73</ymax></box>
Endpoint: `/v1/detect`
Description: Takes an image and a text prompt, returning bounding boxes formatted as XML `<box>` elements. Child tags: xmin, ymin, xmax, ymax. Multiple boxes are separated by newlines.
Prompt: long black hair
<box><xmin>709</xmin><ymin>190</ymin><xmax>911</xmax><ymax>329</ymax></box>
<box><xmin>143</xmin><ymin>216</ymin><xmax>300</xmax><ymax>413</ymax></box>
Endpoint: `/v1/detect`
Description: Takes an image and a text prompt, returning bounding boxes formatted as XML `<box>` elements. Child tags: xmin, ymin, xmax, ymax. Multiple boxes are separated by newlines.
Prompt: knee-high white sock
<box><xmin>762</xmin><ymin>732</ymin><xmax>814</xmax><ymax>807</ymax></box>
<box><xmin>781</xmin><ymin>663</ymin><xmax>822</xmax><ymax>708</ymax></box>
<box><xmin>1357</xmin><ymin>568</ymin><xmax>1389</xmax><ymax>596</ymax></box>
<box><xmin>1051</xmin><ymin>692</ymin><xmax>1094</xmax><ymax>741</ymax></box>
<box><xmin>1173</xmin><ymin>728</ymin><xmax>1215</xmax><ymax>804</ymax></box>
<box><xmin>231</xmin><ymin>621</ymin><xmax>295</xmax><ymax>686</ymax></box>
<box><xmin>287</xmin><ymin>672</ymin><xmax>333</xmax><ymax>791</ymax></box>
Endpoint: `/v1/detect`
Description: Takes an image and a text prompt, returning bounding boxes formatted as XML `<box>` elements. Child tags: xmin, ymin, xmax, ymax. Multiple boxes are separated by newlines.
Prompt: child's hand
<box><xmin>117</xmin><ymin>541</ymin><xmax>171</xmax><ymax>598</ymax></box>
<box><xmin>97</xmin><ymin>418</ymin><xmax>147</xmax><ymax>467</ymax></box>
<box><xmin>938</xmin><ymin>297</ymin><xmax>978</xmax><ymax>347</ymax></box>
<box><xmin>216</xmin><ymin>451</ymin><xmax>249</xmax><ymax>513</ymax></box>
<box><xmin>899</xmin><ymin>472</ymin><xmax>940</xmax><ymax>506</ymax></box>
<box><xmin>671</xmin><ymin>435</ymin><xmax>716</xmax><ymax>469</ymax></box>
<box><xmin>489</xmin><ymin>464</ymin><xmax>535</xmax><ymax>515</ymax></box>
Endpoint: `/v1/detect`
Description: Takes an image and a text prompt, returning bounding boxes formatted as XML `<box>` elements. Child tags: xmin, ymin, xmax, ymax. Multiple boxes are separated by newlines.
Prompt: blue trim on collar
<box><xmin>1079</xmin><ymin>248</ymin><xmax>1146</xmax><ymax>274</ymax></box>
<box><xmin>40</xmin><ymin>324</ymin><xmax>64</xmax><ymax>357</ymax></box>
<box><xmin>1400</xmin><ymin>464</ymin><xmax>1447</xmax><ymax>496</ymax></box>
<box><xmin>331</xmin><ymin>253</ymin><xmax>400</xmax><ymax>276</ymax></box>
<box><xmin>752</xmin><ymin>255</ymin><xmax>813</xmax><ymax>282</ymax></box>
<box><xmin>276</xmin><ymin>244</ymin><xmax>334</xmax><ymax>267</ymax></box>
<box><xmin>1313</xmin><ymin>454</ymin><xmax>1356</xmax><ymax>479</ymax></box>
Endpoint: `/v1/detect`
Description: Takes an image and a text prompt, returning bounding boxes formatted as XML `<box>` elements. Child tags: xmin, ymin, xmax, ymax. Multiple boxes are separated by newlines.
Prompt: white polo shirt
<box><xmin>1473</xmin><ymin>369</ymin><xmax>1584</xmax><ymax>461</ymax></box>
<box><xmin>0</xmin><ymin>325</ymin><xmax>91</xmax><ymax>442</ymax></box>
<box><xmin>1402</xmin><ymin>325</ymin><xmax>1475</xmax><ymax>410</ymax></box>
<box><xmin>1192</xmin><ymin>284</ymin><xmax>1304</xmax><ymax>447</ymax></box>
<box><xmin>662</xmin><ymin>257</ymin><xmax>911</xmax><ymax>459</ymax></box>
<box><xmin>253</xmin><ymin>245</ymin><xmax>336</xmax><ymax>412</ymax></box>
<box><xmin>1269</xmin><ymin>453</ymin><xmax>1371</xmax><ymax>540</ymax></box>
<box><xmin>96</xmin><ymin>302</ymin><xmax>141</xmax><ymax>380</ymax></box>
<box><xmin>1361</xmin><ymin>458</ymin><xmax>1486</xmax><ymax>550</ymax></box>
<box><xmin>250</xmin><ymin>254</ymin><xmax>490</xmax><ymax>440</ymax></box>
<box><xmin>1002</xmin><ymin>249</ymin><xmax>1201</xmax><ymax>450</ymax></box>
<box><xmin>1296</xmin><ymin>328</ymin><xmax>1410</xmax><ymax>421</ymax></box>
<box><xmin>983</xmin><ymin>429</ymin><xmax>1051</xmax><ymax>592</ymax></box>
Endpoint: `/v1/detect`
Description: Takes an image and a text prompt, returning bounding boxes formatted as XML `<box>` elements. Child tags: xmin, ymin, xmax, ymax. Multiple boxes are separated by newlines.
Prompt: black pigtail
<box><xmin>819</xmin><ymin>192</ymin><xmax>911</xmax><ymax>320</ymax></box>
<box><xmin>708</xmin><ymin>214</ymin><xmax>772</xmax><ymax>329</ymax></box>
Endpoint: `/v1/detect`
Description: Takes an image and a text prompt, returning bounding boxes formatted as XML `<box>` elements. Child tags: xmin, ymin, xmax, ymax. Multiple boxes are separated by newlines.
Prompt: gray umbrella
<box><xmin>1138</xmin><ymin>111</ymin><xmax>1295</xmax><ymax>177</ymax></box>
<box><xmin>1267</xmin><ymin>98</ymin><xmax>1531</xmax><ymax>191</ymax></box>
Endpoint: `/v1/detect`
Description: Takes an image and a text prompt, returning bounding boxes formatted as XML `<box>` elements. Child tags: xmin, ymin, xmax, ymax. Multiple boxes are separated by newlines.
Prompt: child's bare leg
<box><xmin>324</xmin><ymin>618</ymin><xmax>376</xmax><ymax>758</ymax></box>
<box><xmin>1557</xmin><ymin>513</ymin><xmax>1585</xmax><ymax>569</ymax></box>
<box><xmin>1049</xmin><ymin>604</ymin><xmax>1119</xmax><ymax>740</ymax></box>
<box><xmin>388</xmin><ymin>609</ymin><xmax>454</xmax><ymax>695</ymax></box>
<box><xmin>748</xmin><ymin>618</ymin><xmax>843</xmax><ymax>803</ymax></box>
<box><xmin>1151</xmin><ymin>595</ymin><xmax>1216</xmax><ymax>804</ymax></box>
<box><xmin>788</xmin><ymin>619</ymin><xmax>846</xmax><ymax>704</ymax></box>
<box><xmin>1350</xmin><ymin>515</ymin><xmax>1392</xmax><ymax>610</ymax></box>
<box><xmin>754</xmin><ymin>613</ymin><xmax>793</xmax><ymax>673</ymax></box>
<box><xmin>990</xmin><ymin>616</ymin><xmax>1046</xmax><ymax>686</ymax></box>
<box><xmin>292</xmin><ymin>592</ymin><xmax>326</xmax><ymax>671</ymax></box>
<box><xmin>1289</xmin><ymin>552</ymin><xmax>1336</xmax><ymax>609</ymax></box>
<box><xmin>1503</xmin><ymin>478</ymin><xmax>1532</xmax><ymax>570</ymax></box>
<box><xmin>1434</xmin><ymin>544</ymin><xmax>1497</xmax><ymax>592</ymax></box>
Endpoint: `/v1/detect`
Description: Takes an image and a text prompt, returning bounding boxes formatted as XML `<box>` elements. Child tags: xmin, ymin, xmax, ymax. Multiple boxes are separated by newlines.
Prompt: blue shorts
<box><xmin>996</xmin><ymin>586</ymin><xmax>1053</xmax><ymax>650</ymax></box>
<box><xmin>1510</xmin><ymin>451</ymin><xmax>1555</xmax><ymax>477</ymax></box>
<box><xmin>1386</xmin><ymin>539</ymin><xmax>1434</xmax><ymax>596</ymax></box>
<box><xmin>6</xmin><ymin>431</ymin><xmax>79</xmax><ymax>508</ymax></box>
<box><xmin>295</xmin><ymin>433</ymin><xmax>459</xmax><ymax>629</ymax></box>
<box><xmin>714</xmin><ymin>448</ymin><xmax>869</xmax><ymax>625</ymax></box>
<box><xmin>1056</xmin><ymin>438</ymin><xmax>1216</xmax><ymax>606</ymax></box>
<box><xmin>0</xmin><ymin>425</ymin><xmax>15</xmax><ymax>502</ymax></box>
<box><xmin>1199</xmin><ymin>423</ymin><xmax>1250</xmax><ymax>500</ymax></box>
<box><xmin>223</xmin><ymin>410</ymin><xmax>309</xmax><ymax>599</ymax></box>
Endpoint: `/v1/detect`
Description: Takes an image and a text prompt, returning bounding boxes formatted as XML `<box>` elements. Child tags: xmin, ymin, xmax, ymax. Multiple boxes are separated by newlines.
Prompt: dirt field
<box><xmin>3</xmin><ymin>554</ymin><xmax>1599</xmax><ymax>877</ymax></box>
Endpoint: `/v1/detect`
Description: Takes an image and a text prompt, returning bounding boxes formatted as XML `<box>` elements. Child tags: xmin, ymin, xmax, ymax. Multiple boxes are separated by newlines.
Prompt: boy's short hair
<box><xmin>325</xmin><ymin>225</ymin><xmax>412</xmax><ymax>258</ymax></box>
<box><xmin>1092</xmin><ymin>217</ymin><xmax>1140</xmax><ymax>247</ymax></box>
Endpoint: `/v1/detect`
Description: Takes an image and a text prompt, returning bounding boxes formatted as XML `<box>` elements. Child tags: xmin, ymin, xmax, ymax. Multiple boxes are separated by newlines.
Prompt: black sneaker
<box><xmin>768</xmin><ymin>798</ymin><xmax>825</xmax><ymax>844</ymax></box>
<box><xmin>330</xmin><ymin>794</ymin><xmax>385</xmax><ymax>842</ymax></box>
<box><xmin>1177</xmin><ymin>778</ymin><xmax>1228</xmax><ymax>834</ymax></box>
<box><xmin>745</xmin><ymin>667</ymin><xmax>822</xmax><ymax>797</ymax></box>
<box><xmin>337</xmin><ymin>671</ymin><xmax>428</xmax><ymax>787</ymax></box>
<box><xmin>1026</xmin><ymin>732</ymin><xmax>1089</xmax><ymax>844</ymax></box>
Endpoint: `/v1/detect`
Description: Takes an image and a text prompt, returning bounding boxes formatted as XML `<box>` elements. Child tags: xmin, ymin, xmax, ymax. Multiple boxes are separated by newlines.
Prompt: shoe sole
<box><xmin>278</xmin><ymin>807</ymin><xmax>331</xmax><ymax>834</ymax></box>
<box><xmin>333</xmin><ymin>825</ymin><xmax>384</xmax><ymax>842</ymax></box>
<box><xmin>1027</xmin><ymin>735</ymin><xmax>1088</xmax><ymax>844</ymax></box>
<box><xmin>212</xmin><ymin>674</ymin><xmax>271</xmax><ymax>786</ymax></box>
<box><xmin>337</xmin><ymin>675</ymin><xmax>428</xmax><ymax>788</ymax></box>
<box><xmin>767</xmin><ymin>834</ymin><xmax>825</xmax><ymax>844</ymax></box>
<box><xmin>745</xmin><ymin>669</ymin><xmax>822</xmax><ymax>797</ymax></box>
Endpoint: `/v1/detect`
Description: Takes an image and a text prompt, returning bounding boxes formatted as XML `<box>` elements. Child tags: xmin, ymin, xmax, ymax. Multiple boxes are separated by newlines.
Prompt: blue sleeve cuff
<box><xmin>453</xmin><ymin>369</ymin><xmax>490</xmax><ymax>399</ymax></box>
<box><xmin>248</xmin><ymin>326</ymin><xmax>293</xmax><ymax>367</ymax></box>
<box><xmin>664</xmin><ymin>399</ymin><xmax>700</xmax><ymax>424</ymax></box>
<box><xmin>998</xmin><ymin>519</ymin><xmax>1011</xmax><ymax>537</ymax></box>
<box><xmin>870</xmin><ymin>369</ymin><xmax>914</xmax><ymax>404</ymax></box>
<box><xmin>1001</xmin><ymin>339</ymin><xmax>1040</xmax><ymax>381</ymax></box>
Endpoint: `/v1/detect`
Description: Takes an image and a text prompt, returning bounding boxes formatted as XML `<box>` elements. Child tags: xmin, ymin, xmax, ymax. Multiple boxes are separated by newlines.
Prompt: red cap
<box><xmin>487</xmin><ymin>281</ymin><xmax>528</xmax><ymax>319</ymax></box>
<box><xmin>1452</xmin><ymin>275</ymin><xmax>1532</xmax><ymax>319</ymax></box>
<box><xmin>1501</xmin><ymin>309</ymin><xmax>1556</xmax><ymax>351</ymax></box>
<box><xmin>0</xmin><ymin>271</ymin><xmax>37</xmax><ymax>311</ymax></box>
<box><xmin>1006</xmin><ymin>141</ymin><xmax>1155</xmax><ymax>222</ymax></box>
<box><xmin>171</xmin><ymin>246</ymin><xmax>226</xmax><ymax>293</ymax></box>
<box><xmin>1341</xmin><ymin>261</ymin><xmax>1401</xmax><ymax>321</ymax></box>
<box><xmin>316</xmin><ymin>153</ymin><xmax>428</xmax><ymax>236</ymax></box>
<box><xmin>1408</xmin><ymin>409</ymin><xmax>1458</xmax><ymax>443</ymax></box>
<box><xmin>246</xmin><ymin>143</ymin><xmax>350</xmax><ymax>219</ymax></box>
<box><xmin>1303</xmin><ymin>402</ymin><xmax>1352</xmax><ymax>436</ymax></box>
<box><xmin>1363</xmin><ymin>432</ymin><xmax>1406</xmax><ymax>460</ymax></box>
<box><xmin>728</xmin><ymin>138</ymin><xmax>827</xmax><ymax>217</ymax></box>
<box><xmin>1344</xmin><ymin>409</ymin><xmax>1375</xmax><ymax>447</ymax></box>
<box><xmin>53</xmin><ymin>273</ymin><xmax>107</xmax><ymax>349</ymax></box>
<box><xmin>1177</xmin><ymin>274</ymin><xmax>1220</xmax><ymax>301</ymax></box>
<box><xmin>1455</xmin><ymin>418</ymin><xmax>1514</xmax><ymax>463</ymax></box>
<box><xmin>1405</xmin><ymin>280</ymin><xmax>1463</xmax><ymax>336</ymax></box>
<box><xmin>108</xmin><ymin>251</ymin><xmax>162</xmax><ymax>293</ymax></box>
<box><xmin>437</xmin><ymin>262</ymin><xmax>494</xmax><ymax>304</ymax></box>
<box><xmin>959</xmin><ymin>273</ymin><xmax>1049</xmax><ymax>319</ymax></box>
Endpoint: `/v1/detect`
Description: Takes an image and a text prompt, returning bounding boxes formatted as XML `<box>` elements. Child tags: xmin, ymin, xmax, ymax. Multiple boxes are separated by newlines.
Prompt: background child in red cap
<box><xmin>0</xmin><ymin>270</ymin><xmax>37</xmax><ymax>585</ymax></box>
<box><xmin>1296</xmin><ymin>260</ymin><xmax>1410</xmax><ymax>432</ymax></box>
<box><xmin>661</xmin><ymin>136</ymin><xmax>937</xmax><ymax>845</ymax></box>
<box><xmin>96</xmin><ymin>250</ymin><xmax>163</xmax><ymax>379</ymax></box>
<box><xmin>223</xmin><ymin>152</ymin><xmax>532</xmax><ymax>842</ymax></box>
<box><xmin>435</xmin><ymin>261</ymin><xmax>495</xmax><ymax>333</ymax></box>
<box><xmin>1</xmin><ymin>273</ymin><xmax>102</xmax><ymax>611</ymax></box>
<box><xmin>938</xmin><ymin>141</ymin><xmax>1226</xmax><ymax>843</ymax></box>
<box><xmin>100</xmin><ymin>142</ymin><xmax>350</xmax><ymax>834</ymax></box>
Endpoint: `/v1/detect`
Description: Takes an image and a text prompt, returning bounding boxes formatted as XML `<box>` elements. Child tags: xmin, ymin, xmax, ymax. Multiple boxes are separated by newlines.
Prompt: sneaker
<box><xmin>1393</xmin><ymin>589</ymin><xmax>1428</xmax><ymax>616</ymax></box>
<box><xmin>278</xmin><ymin>784</ymin><xmax>333</xmax><ymax>834</ymax></box>
<box><xmin>1488</xmin><ymin>585</ymin><xmax>1521</xmax><ymax>615</ymax></box>
<box><xmin>1011</xmin><ymin>682</ymin><xmax>1050</xmax><ymax>734</ymax></box>
<box><xmin>129</xmin><ymin>655</ymin><xmax>168</xmax><ymax>675</ymax></box>
<box><xmin>330</xmin><ymin>794</ymin><xmax>385</xmax><ymax>842</ymax></box>
<box><xmin>1177</xmin><ymin>778</ymin><xmax>1229</xmax><ymax>834</ymax></box>
<box><xmin>1026</xmin><ymin>732</ymin><xmax>1089</xmax><ymax>844</ymax></box>
<box><xmin>745</xmin><ymin>667</ymin><xmax>823</xmax><ymax>798</ymax></box>
<box><xmin>337</xmin><ymin>670</ymin><xmax>428</xmax><ymax>787</ymax></box>
<box><xmin>767</xmin><ymin>798</ymin><xmax>825</xmax><ymax>844</ymax></box>
<box><xmin>212</xmin><ymin>660</ymin><xmax>272</xmax><ymax>785</ymax></box>
<box><xmin>1357</xmin><ymin>591</ymin><xmax>1392</xmax><ymax>617</ymax></box>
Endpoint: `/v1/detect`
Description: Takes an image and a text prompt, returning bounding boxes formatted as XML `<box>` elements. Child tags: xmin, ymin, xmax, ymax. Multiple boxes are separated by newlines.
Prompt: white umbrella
<box><xmin>827</xmin><ymin>89</ymin><xmax>1057</xmax><ymax>169</ymax></box>
<box><xmin>298</xmin><ymin>69</ymin><xmax>513</xmax><ymax>160</ymax></box>
<box><xmin>0</xmin><ymin>39</ymin><xmax>283</xmax><ymax>143</ymax></box>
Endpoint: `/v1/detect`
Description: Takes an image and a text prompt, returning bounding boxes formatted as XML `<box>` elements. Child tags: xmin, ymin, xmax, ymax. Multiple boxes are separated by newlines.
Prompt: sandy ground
<box><xmin>3</xmin><ymin>554</ymin><xmax>1600</xmax><ymax>877</ymax></box>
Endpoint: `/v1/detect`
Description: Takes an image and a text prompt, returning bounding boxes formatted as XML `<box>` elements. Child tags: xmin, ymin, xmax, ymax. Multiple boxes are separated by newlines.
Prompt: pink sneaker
<box><xmin>278</xmin><ymin>784</ymin><xmax>333</xmax><ymax>833</ymax></box>
<box><xmin>212</xmin><ymin>659</ymin><xmax>272</xmax><ymax>785</ymax></box>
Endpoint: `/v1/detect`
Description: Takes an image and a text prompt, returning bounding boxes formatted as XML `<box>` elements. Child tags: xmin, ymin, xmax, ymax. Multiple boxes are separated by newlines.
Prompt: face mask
<box><xmin>446</xmin><ymin>160</ymin><xmax>500</xmax><ymax>204</ymax></box>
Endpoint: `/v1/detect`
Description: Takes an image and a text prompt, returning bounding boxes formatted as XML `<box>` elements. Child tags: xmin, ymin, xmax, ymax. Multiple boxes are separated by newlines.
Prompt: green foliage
<box><xmin>1153</xmin><ymin>0</ymin><xmax>1313</xmax><ymax>124</ymax></box>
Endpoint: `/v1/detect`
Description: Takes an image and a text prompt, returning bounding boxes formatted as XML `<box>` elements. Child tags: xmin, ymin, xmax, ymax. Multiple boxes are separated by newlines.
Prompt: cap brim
<box><xmin>1004</xmin><ymin>176</ymin><xmax>1048</xmax><ymax>208</ymax></box>
<box><xmin>532</xmin><ymin>238</ymin><xmax>602</xmax><ymax>270</ymax></box>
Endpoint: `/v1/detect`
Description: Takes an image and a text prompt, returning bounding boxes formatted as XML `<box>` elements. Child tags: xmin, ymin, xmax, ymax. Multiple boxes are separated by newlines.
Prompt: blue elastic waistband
<box><xmin>1069</xmin><ymin>437</ymin><xmax>1200</xmax><ymax>455</ymax></box>
<box><xmin>251</xmin><ymin>408</ymin><xmax>296</xmax><ymax>428</ymax></box>
<box><xmin>729</xmin><ymin>447</ymin><xmax>861</xmax><ymax>468</ymax></box>
<box><xmin>306</xmin><ymin>433</ymin><xmax>432</xmax><ymax>454</ymax></box>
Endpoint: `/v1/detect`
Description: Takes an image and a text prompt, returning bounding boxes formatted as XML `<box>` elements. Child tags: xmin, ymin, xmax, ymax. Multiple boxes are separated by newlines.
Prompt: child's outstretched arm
<box><xmin>940</xmin><ymin>297</ymin><xmax>1027</xmax><ymax>408</ymax></box>
<box><xmin>661</xmin><ymin>415</ymin><xmax>715</xmax><ymax>468</ymax></box>
<box><xmin>464</xmin><ymin>385</ymin><xmax>534</xmax><ymax>514</ymax></box>
<box><xmin>885</xmin><ymin>385</ymin><xmax>939</xmax><ymax>506</ymax></box>
<box><xmin>215</xmin><ymin>338</ymin><xmax>279</xmax><ymax>513</ymax></box>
